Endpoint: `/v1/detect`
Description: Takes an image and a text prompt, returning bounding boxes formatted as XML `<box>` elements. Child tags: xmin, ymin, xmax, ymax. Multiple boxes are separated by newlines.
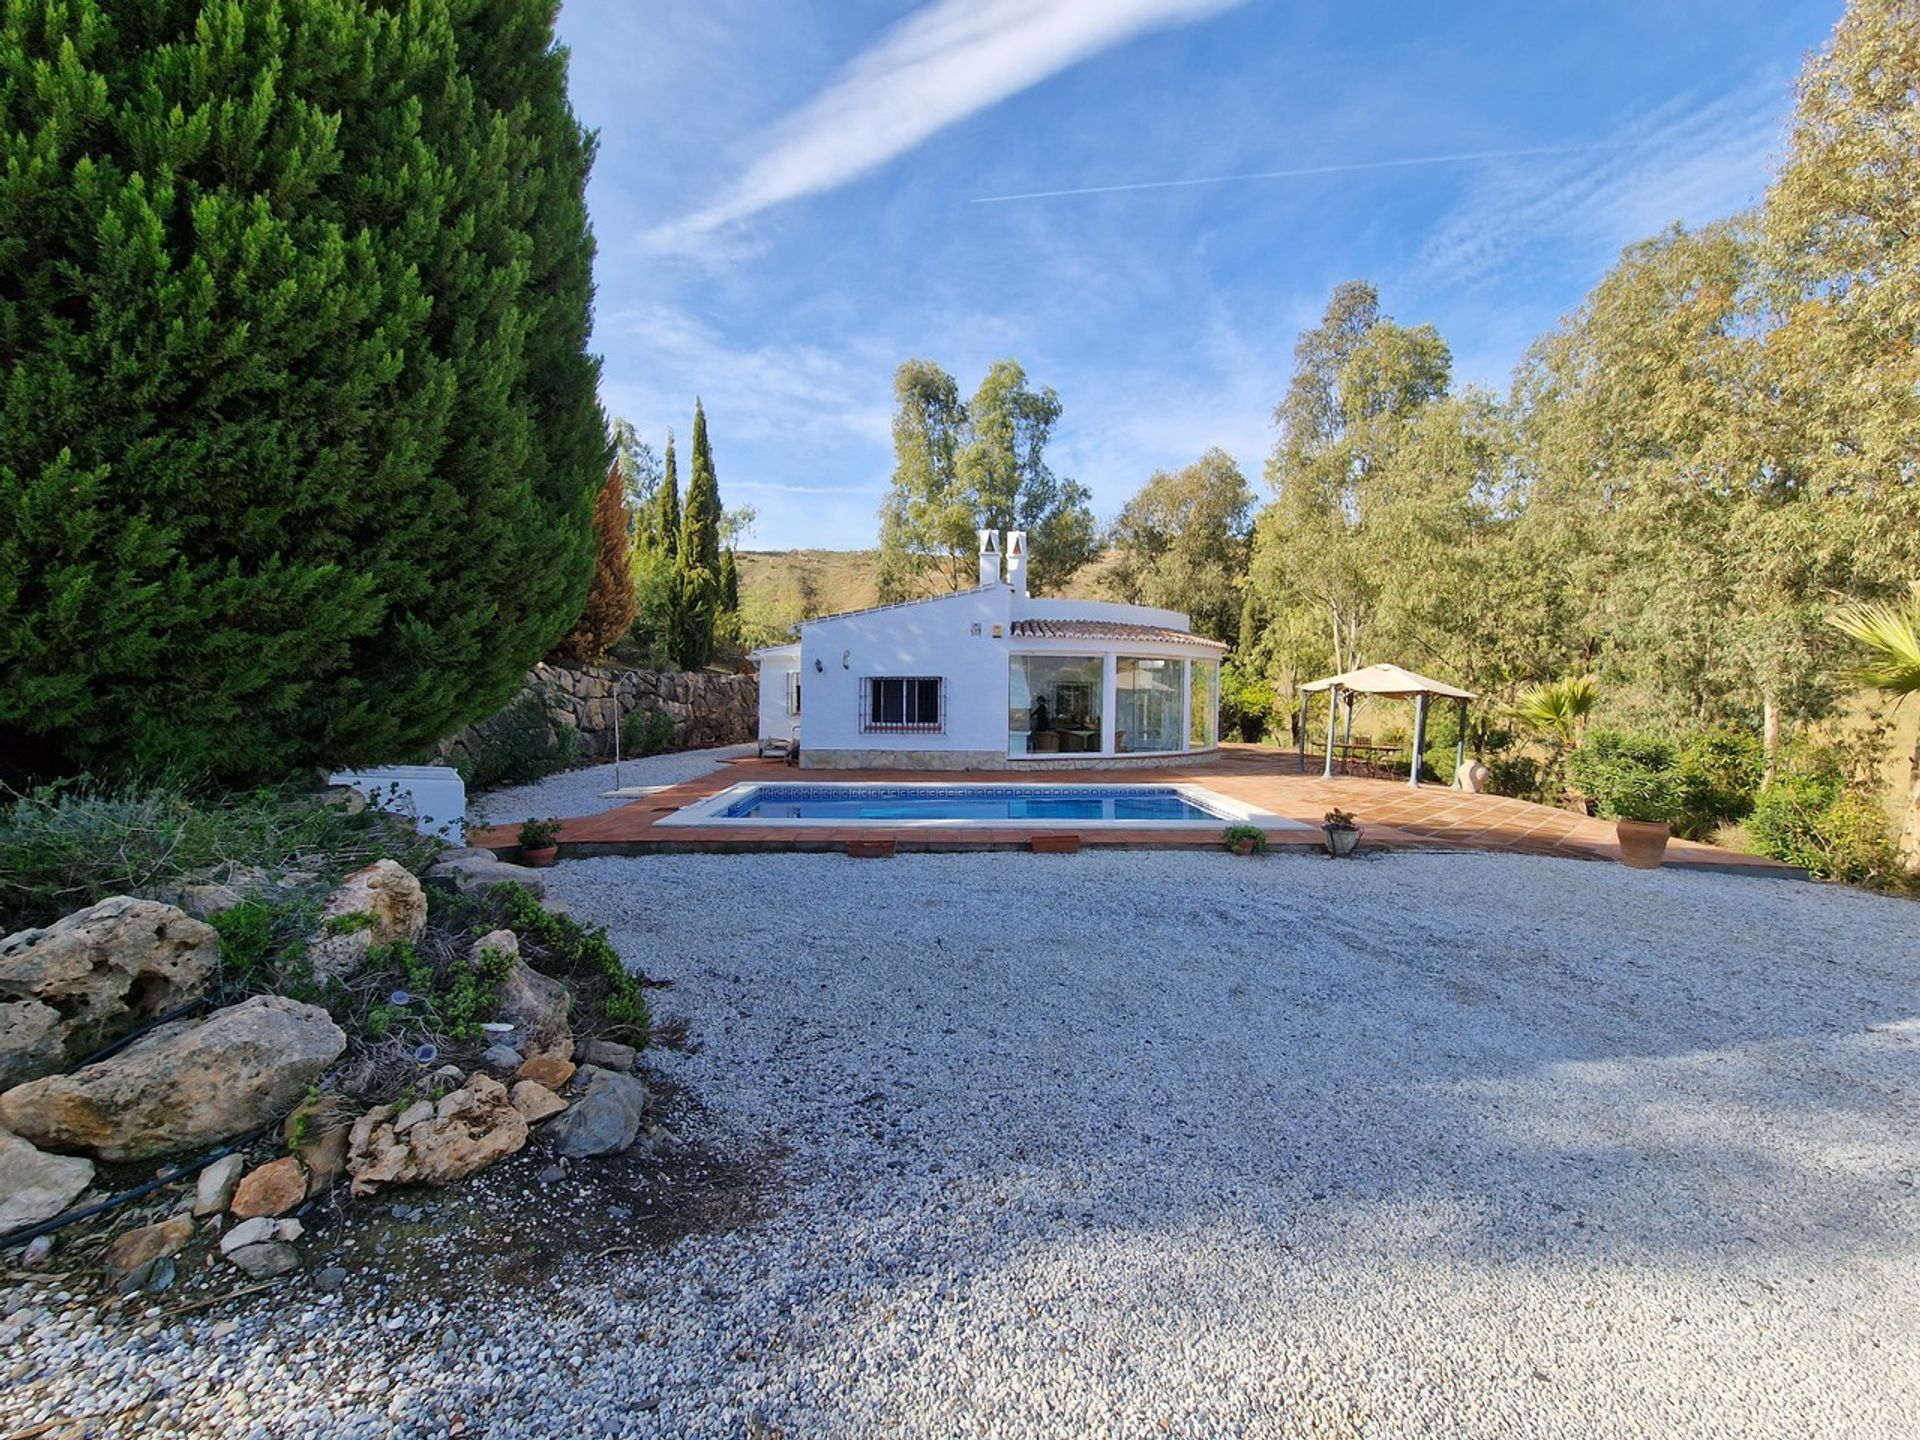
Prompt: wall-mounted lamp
<box><xmin>814</xmin><ymin>658</ymin><xmax>823</xmax><ymax>673</ymax></box>
<box><xmin>841</xmin><ymin>650</ymin><xmax>850</xmax><ymax>669</ymax></box>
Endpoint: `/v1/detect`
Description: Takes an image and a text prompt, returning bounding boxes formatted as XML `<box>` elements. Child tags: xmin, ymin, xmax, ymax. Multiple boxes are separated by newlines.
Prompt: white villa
<box><xmin>752</xmin><ymin>530</ymin><xmax>1226</xmax><ymax>770</ymax></box>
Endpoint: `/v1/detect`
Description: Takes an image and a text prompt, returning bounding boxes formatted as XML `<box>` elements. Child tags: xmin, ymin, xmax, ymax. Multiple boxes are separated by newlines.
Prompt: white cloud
<box><xmin>647</xmin><ymin>0</ymin><xmax>1242</xmax><ymax>252</ymax></box>
<box><xmin>1417</xmin><ymin>81</ymin><xmax>1788</xmax><ymax>287</ymax></box>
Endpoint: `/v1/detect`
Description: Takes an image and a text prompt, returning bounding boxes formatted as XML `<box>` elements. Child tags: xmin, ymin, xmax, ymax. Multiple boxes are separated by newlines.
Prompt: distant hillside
<box><xmin>735</xmin><ymin>547</ymin><xmax>1120</xmax><ymax>636</ymax></box>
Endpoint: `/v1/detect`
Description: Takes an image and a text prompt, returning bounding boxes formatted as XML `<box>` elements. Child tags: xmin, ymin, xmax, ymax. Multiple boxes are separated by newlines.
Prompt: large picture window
<box><xmin>864</xmin><ymin>676</ymin><xmax>942</xmax><ymax>732</ymax></box>
<box><xmin>1008</xmin><ymin>655</ymin><xmax>1103</xmax><ymax>754</ymax></box>
<box><xmin>1115</xmin><ymin>657</ymin><xmax>1183</xmax><ymax>753</ymax></box>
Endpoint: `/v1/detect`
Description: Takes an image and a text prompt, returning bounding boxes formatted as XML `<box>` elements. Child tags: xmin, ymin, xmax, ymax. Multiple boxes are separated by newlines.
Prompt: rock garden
<box><xmin>0</xmin><ymin>786</ymin><xmax>691</xmax><ymax>1327</ymax></box>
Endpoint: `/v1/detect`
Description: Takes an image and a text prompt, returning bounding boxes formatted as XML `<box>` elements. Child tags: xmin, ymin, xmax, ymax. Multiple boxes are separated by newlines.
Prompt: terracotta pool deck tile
<box><xmin>465</xmin><ymin>745</ymin><xmax>1801</xmax><ymax>878</ymax></box>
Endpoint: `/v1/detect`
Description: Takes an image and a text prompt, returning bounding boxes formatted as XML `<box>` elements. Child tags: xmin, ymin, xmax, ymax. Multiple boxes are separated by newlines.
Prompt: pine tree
<box><xmin>550</xmin><ymin>462</ymin><xmax>638</xmax><ymax>663</ymax></box>
<box><xmin>0</xmin><ymin>0</ymin><xmax>606</xmax><ymax>782</ymax></box>
<box><xmin>673</xmin><ymin>400</ymin><xmax>723</xmax><ymax>668</ymax></box>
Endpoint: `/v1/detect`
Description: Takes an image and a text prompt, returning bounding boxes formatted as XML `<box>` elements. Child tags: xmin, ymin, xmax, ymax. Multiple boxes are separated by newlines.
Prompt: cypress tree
<box><xmin>0</xmin><ymin>0</ymin><xmax>606</xmax><ymax>782</ymax></box>
<box><xmin>655</xmin><ymin>431</ymin><xmax>680</xmax><ymax>557</ymax></box>
<box><xmin>719</xmin><ymin>548</ymin><xmax>740</xmax><ymax>613</ymax></box>
<box><xmin>673</xmin><ymin>400</ymin><xmax>723</xmax><ymax>668</ymax></box>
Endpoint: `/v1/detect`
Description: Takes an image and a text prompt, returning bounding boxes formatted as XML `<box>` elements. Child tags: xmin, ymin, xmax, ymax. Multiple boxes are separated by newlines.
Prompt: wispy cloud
<box><xmin>647</xmin><ymin>0</ymin><xmax>1242</xmax><ymax>253</ymax></box>
<box><xmin>1417</xmin><ymin>82</ymin><xmax>1788</xmax><ymax>287</ymax></box>
<box><xmin>970</xmin><ymin>144</ymin><xmax>1607</xmax><ymax>204</ymax></box>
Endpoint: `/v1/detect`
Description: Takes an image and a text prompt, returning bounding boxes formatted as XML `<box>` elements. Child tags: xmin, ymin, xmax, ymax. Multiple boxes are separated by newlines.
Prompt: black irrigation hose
<box><xmin>65</xmin><ymin>996</ymin><xmax>216</xmax><ymax>1073</ymax></box>
<box><xmin>0</xmin><ymin>1124</ymin><xmax>274</xmax><ymax>1252</ymax></box>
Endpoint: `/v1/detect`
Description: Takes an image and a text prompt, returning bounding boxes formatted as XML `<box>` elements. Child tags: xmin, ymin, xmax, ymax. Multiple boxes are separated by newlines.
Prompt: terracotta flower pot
<box><xmin>520</xmin><ymin>844</ymin><xmax>559</xmax><ymax>869</ymax></box>
<box><xmin>1323</xmin><ymin>824</ymin><xmax>1361</xmax><ymax>857</ymax></box>
<box><xmin>1614</xmin><ymin>819</ymin><xmax>1671</xmax><ymax>870</ymax></box>
<box><xmin>1233</xmin><ymin>838</ymin><xmax>1257</xmax><ymax>856</ymax></box>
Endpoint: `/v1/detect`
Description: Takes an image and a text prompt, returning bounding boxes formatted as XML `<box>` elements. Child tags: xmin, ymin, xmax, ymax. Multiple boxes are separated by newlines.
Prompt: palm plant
<box><xmin>1510</xmin><ymin>675</ymin><xmax>1597</xmax><ymax>804</ymax></box>
<box><xmin>1511</xmin><ymin>675</ymin><xmax>1598</xmax><ymax>748</ymax></box>
<box><xmin>1830</xmin><ymin>599</ymin><xmax>1920</xmax><ymax>872</ymax></box>
<box><xmin>1830</xmin><ymin>601</ymin><xmax>1920</xmax><ymax>696</ymax></box>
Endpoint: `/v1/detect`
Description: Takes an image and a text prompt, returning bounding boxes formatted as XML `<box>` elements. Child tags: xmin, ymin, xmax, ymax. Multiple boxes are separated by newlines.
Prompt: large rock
<box><xmin>543</xmin><ymin>1066</ymin><xmax>649</xmax><ymax>1158</ymax></box>
<box><xmin>0</xmin><ymin>996</ymin><xmax>346</xmax><ymax>1162</ymax></box>
<box><xmin>473</xmin><ymin>932</ymin><xmax>571</xmax><ymax>1049</ymax></box>
<box><xmin>406</xmin><ymin>1074</ymin><xmax>528</xmax><ymax>1184</ymax></box>
<box><xmin>0</xmin><ymin>1127</ymin><xmax>94</xmax><ymax>1231</ymax></box>
<box><xmin>424</xmin><ymin>854</ymin><xmax>547</xmax><ymax>899</ymax></box>
<box><xmin>0</xmin><ymin>897</ymin><xmax>219</xmax><ymax>1087</ymax></box>
<box><xmin>307</xmin><ymin>861</ymin><xmax>428</xmax><ymax>980</ymax></box>
<box><xmin>345</xmin><ymin>1074</ymin><xmax>527</xmax><ymax>1192</ymax></box>
<box><xmin>230</xmin><ymin>1156</ymin><xmax>307</xmax><ymax>1218</ymax></box>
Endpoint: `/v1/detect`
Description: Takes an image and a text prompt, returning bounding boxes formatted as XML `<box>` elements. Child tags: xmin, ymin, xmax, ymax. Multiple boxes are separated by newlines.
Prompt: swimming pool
<box><xmin>660</xmin><ymin>781</ymin><xmax>1306</xmax><ymax>831</ymax></box>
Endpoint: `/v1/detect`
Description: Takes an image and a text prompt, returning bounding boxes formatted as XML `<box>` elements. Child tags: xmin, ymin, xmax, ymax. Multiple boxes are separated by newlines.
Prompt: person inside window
<box><xmin>1032</xmin><ymin>694</ymin><xmax>1050</xmax><ymax>733</ymax></box>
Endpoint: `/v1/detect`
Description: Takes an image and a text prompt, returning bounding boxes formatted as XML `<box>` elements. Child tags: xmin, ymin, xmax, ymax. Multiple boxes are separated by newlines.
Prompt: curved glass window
<box><xmin>1009</xmin><ymin>655</ymin><xmax>1103</xmax><ymax>755</ymax></box>
<box><xmin>1189</xmin><ymin>658</ymin><xmax>1219</xmax><ymax>749</ymax></box>
<box><xmin>1116</xmin><ymin>657</ymin><xmax>1182</xmax><ymax>753</ymax></box>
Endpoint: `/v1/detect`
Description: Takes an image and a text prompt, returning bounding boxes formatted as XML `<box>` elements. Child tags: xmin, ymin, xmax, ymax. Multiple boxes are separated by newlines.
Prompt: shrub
<box><xmin>622</xmin><ymin>710</ymin><xmax>676</xmax><ymax>759</ymax></box>
<box><xmin>1484</xmin><ymin>753</ymin><xmax>1546</xmax><ymax>803</ymax></box>
<box><xmin>1565</xmin><ymin>732</ymin><xmax>1686</xmax><ymax>824</ymax></box>
<box><xmin>1672</xmin><ymin>729</ymin><xmax>1763</xmax><ymax>839</ymax></box>
<box><xmin>1221</xmin><ymin>824</ymin><xmax>1268</xmax><ymax>854</ymax></box>
<box><xmin>518</xmin><ymin>817</ymin><xmax>565</xmax><ymax>850</ymax></box>
<box><xmin>1219</xmin><ymin>661</ymin><xmax>1276</xmax><ymax>742</ymax></box>
<box><xmin>495</xmin><ymin>884</ymin><xmax>651</xmax><ymax>1041</ymax></box>
<box><xmin>1747</xmin><ymin>773</ymin><xmax>1903</xmax><ymax>886</ymax></box>
<box><xmin>0</xmin><ymin>1</ymin><xmax>605</xmax><ymax>784</ymax></box>
<box><xmin>455</xmin><ymin>693</ymin><xmax>578</xmax><ymax>791</ymax></box>
<box><xmin>0</xmin><ymin>781</ymin><xmax>436</xmax><ymax>932</ymax></box>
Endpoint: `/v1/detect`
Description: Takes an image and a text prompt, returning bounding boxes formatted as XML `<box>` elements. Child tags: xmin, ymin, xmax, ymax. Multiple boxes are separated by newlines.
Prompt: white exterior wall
<box><xmin>798</xmin><ymin>587</ymin><xmax>1012</xmax><ymax>764</ymax></box>
<box><xmin>753</xmin><ymin>648</ymin><xmax>802</xmax><ymax>744</ymax></box>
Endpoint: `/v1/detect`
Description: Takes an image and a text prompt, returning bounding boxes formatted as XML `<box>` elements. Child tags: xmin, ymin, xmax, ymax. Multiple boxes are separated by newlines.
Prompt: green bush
<box><xmin>1565</xmin><ymin>732</ymin><xmax>1686</xmax><ymax>824</ymax></box>
<box><xmin>1673</xmin><ymin>729</ymin><xmax>1763</xmax><ymax>839</ymax></box>
<box><xmin>0</xmin><ymin>781</ymin><xmax>436</xmax><ymax>932</ymax></box>
<box><xmin>495</xmin><ymin>884</ymin><xmax>651</xmax><ymax>1041</ymax></box>
<box><xmin>1218</xmin><ymin>661</ymin><xmax>1276</xmax><ymax>743</ymax></box>
<box><xmin>1747</xmin><ymin>773</ymin><xmax>1903</xmax><ymax>886</ymax></box>
<box><xmin>0</xmin><ymin>0</ymin><xmax>605</xmax><ymax>784</ymax></box>
<box><xmin>622</xmin><ymin>709</ymin><xmax>676</xmax><ymax>759</ymax></box>
<box><xmin>455</xmin><ymin>693</ymin><xmax>578</xmax><ymax>790</ymax></box>
<box><xmin>1484</xmin><ymin>752</ymin><xmax>1546</xmax><ymax>803</ymax></box>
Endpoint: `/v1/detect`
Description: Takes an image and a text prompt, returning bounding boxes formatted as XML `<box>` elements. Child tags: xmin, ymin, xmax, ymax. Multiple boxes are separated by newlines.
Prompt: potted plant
<box><xmin>1565</xmin><ymin>731</ymin><xmax>1684</xmax><ymax>869</ymax></box>
<box><xmin>1322</xmin><ymin>808</ymin><xmax>1361</xmax><ymax>857</ymax></box>
<box><xmin>1221</xmin><ymin>824</ymin><xmax>1268</xmax><ymax>857</ymax></box>
<box><xmin>518</xmin><ymin>816</ymin><xmax>564</xmax><ymax>868</ymax></box>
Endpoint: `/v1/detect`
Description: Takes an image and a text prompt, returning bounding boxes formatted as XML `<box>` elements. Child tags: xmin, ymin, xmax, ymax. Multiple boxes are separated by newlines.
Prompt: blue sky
<box><xmin>557</xmin><ymin>0</ymin><xmax>1839</xmax><ymax>551</ymax></box>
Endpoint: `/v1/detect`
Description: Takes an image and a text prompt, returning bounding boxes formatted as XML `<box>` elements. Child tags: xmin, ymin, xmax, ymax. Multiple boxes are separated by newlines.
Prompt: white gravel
<box><xmin>7</xmin><ymin>851</ymin><xmax>1918</xmax><ymax>1438</ymax></box>
<box><xmin>464</xmin><ymin>743</ymin><xmax>753</xmax><ymax>826</ymax></box>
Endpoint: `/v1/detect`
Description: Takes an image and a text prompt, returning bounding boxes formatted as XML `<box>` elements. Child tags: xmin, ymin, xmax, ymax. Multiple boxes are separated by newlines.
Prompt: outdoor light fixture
<box><xmin>841</xmin><ymin>650</ymin><xmax>850</xmax><ymax>668</ymax></box>
<box><xmin>814</xmin><ymin>658</ymin><xmax>823</xmax><ymax>672</ymax></box>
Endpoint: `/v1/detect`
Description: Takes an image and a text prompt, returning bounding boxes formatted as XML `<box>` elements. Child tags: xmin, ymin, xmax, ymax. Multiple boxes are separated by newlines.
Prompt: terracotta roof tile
<box><xmin>1008</xmin><ymin>619</ymin><xmax>1227</xmax><ymax>649</ymax></box>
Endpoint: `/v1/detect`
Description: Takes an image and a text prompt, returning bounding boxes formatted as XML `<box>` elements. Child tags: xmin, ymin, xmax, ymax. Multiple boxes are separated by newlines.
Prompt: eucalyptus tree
<box><xmin>876</xmin><ymin>359</ymin><xmax>1096</xmax><ymax>599</ymax></box>
<box><xmin>1105</xmin><ymin>448</ymin><xmax>1254</xmax><ymax>645</ymax></box>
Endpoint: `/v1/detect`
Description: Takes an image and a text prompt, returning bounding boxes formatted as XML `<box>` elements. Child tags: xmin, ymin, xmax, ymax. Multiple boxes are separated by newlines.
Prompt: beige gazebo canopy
<box><xmin>1297</xmin><ymin>663</ymin><xmax>1478</xmax><ymax>787</ymax></box>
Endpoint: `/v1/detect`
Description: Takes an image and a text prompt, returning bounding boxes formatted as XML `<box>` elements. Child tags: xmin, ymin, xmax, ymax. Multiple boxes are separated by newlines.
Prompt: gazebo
<box><xmin>1298</xmin><ymin>663</ymin><xmax>1478</xmax><ymax>787</ymax></box>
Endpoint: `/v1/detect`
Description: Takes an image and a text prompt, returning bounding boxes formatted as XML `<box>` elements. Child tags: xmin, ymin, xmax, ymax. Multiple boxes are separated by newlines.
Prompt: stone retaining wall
<box><xmin>442</xmin><ymin>663</ymin><xmax>757</xmax><ymax>768</ymax></box>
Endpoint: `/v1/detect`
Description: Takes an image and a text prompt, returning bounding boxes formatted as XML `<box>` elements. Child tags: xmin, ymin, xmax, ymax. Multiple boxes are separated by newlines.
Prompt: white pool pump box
<box><xmin>326</xmin><ymin>765</ymin><xmax>466</xmax><ymax>841</ymax></box>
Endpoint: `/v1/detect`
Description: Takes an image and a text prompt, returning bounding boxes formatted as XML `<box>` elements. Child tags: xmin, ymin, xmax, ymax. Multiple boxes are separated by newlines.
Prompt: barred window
<box><xmin>864</xmin><ymin>676</ymin><xmax>942</xmax><ymax>733</ymax></box>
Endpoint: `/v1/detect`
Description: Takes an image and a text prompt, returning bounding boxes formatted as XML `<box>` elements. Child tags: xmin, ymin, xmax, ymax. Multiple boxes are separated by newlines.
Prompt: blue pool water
<box><xmin>718</xmin><ymin>784</ymin><xmax>1232</xmax><ymax>823</ymax></box>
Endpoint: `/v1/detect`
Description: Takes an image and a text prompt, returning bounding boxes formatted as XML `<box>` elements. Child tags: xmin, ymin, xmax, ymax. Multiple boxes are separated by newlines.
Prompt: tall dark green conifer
<box><xmin>0</xmin><ymin>0</ymin><xmax>606</xmax><ymax>781</ymax></box>
<box><xmin>655</xmin><ymin>431</ymin><xmax>681</xmax><ymax>557</ymax></box>
<box><xmin>719</xmin><ymin>549</ymin><xmax>739</xmax><ymax>613</ymax></box>
<box><xmin>673</xmin><ymin>400</ymin><xmax>723</xmax><ymax>668</ymax></box>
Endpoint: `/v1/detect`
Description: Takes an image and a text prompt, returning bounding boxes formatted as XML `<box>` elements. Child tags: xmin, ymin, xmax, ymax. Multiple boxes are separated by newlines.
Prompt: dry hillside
<box><xmin>735</xmin><ymin>548</ymin><xmax>1120</xmax><ymax>636</ymax></box>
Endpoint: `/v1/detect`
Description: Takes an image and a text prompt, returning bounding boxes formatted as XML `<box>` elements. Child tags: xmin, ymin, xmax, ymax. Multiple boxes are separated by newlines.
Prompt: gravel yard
<box><xmin>464</xmin><ymin>743</ymin><xmax>754</xmax><ymax>827</ymax></box>
<box><xmin>6</xmin><ymin>850</ymin><xmax>1918</xmax><ymax>1438</ymax></box>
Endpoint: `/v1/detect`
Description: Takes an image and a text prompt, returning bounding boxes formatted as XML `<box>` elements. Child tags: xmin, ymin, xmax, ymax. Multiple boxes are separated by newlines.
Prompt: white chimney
<box><xmin>1006</xmin><ymin>530</ymin><xmax>1028</xmax><ymax>597</ymax></box>
<box><xmin>977</xmin><ymin>529</ymin><xmax>1001</xmax><ymax>588</ymax></box>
